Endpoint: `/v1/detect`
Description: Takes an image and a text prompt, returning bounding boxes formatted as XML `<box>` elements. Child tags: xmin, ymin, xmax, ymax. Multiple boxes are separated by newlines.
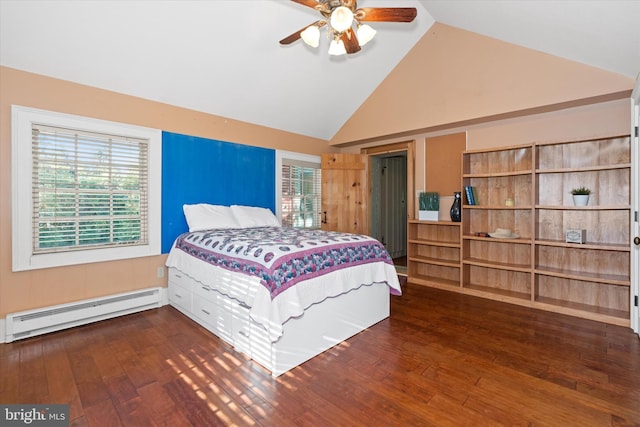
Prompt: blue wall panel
<box><xmin>161</xmin><ymin>131</ymin><xmax>275</xmax><ymax>253</ymax></box>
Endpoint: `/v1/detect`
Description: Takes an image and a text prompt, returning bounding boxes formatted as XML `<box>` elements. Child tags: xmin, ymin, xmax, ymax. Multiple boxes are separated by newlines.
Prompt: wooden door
<box><xmin>321</xmin><ymin>153</ymin><xmax>367</xmax><ymax>234</ymax></box>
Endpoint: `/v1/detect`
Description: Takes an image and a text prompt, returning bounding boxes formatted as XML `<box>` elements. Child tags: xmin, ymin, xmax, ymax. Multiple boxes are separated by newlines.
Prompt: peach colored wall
<box><xmin>0</xmin><ymin>67</ymin><xmax>336</xmax><ymax>317</ymax></box>
<box><xmin>330</xmin><ymin>23</ymin><xmax>634</xmax><ymax>146</ymax></box>
<box><xmin>425</xmin><ymin>133</ymin><xmax>466</xmax><ymax>194</ymax></box>
<box><xmin>466</xmin><ymin>100</ymin><xmax>630</xmax><ymax>149</ymax></box>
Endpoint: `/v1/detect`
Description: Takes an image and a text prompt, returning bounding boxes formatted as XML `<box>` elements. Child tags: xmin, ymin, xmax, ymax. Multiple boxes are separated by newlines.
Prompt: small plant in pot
<box><xmin>570</xmin><ymin>186</ymin><xmax>591</xmax><ymax>206</ymax></box>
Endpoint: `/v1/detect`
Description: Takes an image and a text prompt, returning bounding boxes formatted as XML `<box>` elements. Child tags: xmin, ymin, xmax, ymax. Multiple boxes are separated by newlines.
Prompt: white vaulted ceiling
<box><xmin>1</xmin><ymin>0</ymin><xmax>639</xmax><ymax>141</ymax></box>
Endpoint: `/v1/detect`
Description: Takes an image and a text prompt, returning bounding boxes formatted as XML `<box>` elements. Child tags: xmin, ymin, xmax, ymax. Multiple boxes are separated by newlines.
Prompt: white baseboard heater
<box><xmin>4</xmin><ymin>287</ymin><xmax>162</xmax><ymax>343</ymax></box>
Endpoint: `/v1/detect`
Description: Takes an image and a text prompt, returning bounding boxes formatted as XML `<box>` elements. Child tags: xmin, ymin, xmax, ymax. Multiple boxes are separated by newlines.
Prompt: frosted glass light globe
<box><xmin>330</xmin><ymin>6</ymin><xmax>354</xmax><ymax>32</ymax></box>
<box><xmin>357</xmin><ymin>24</ymin><xmax>376</xmax><ymax>46</ymax></box>
<box><xmin>328</xmin><ymin>38</ymin><xmax>347</xmax><ymax>55</ymax></box>
<box><xmin>300</xmin><ymin>25</ymin><xmax>320</xmax><ymax>48</ymax></box>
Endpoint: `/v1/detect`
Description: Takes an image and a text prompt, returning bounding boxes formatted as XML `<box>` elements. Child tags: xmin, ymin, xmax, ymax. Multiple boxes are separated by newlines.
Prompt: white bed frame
<box><xmin>167</xmin><ymin>267</ymin><xmax>391</xmax><ymax>377</ymax></box>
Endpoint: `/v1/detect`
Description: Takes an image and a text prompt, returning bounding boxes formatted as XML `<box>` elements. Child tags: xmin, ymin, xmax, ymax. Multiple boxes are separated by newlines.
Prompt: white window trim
<box><xmin>11</xmin><ymin>105</ymin><xmax>162</xmax><ymax>271</ymax></box>
<box><xmin>275</xmin><ymin>150</ymin><xmax>321</xmax><ymax>224</ymax></box>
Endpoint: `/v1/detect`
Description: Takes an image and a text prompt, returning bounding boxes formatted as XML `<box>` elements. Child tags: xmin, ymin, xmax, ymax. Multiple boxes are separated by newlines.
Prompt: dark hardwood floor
<box><xmin>1</xmin><ymin>283</ymin><xmax>639</xmax><ymax>426</ymax></box>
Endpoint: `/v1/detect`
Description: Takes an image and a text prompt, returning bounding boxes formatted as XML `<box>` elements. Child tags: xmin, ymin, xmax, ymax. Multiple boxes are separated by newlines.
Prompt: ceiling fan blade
<box><xmin>291</xmin><ymin>0</ymin><xmax>330</xmax><ymax>13</ymax></box>
<box><xmin>356</xmin><ymin>7</ymin><xmax>417</xmax><ymax>22</ymax></box>
<box><xmin>279</xmin><ymin>20</ymin><xmax>326</xmax><ymax>45</ymax></box>
<box><xmin>341</xmin><ymin>28</ymin><xmax>361</xmax><ymax>54</ymax></box>
<box><xmin>279</xmin><ymin>30</ymin><xmax>304</xmax><ymax>45</ymax></box>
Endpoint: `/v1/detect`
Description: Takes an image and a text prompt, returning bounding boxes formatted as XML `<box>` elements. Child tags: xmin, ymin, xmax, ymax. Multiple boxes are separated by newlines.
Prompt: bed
<box><xmin>165</xmin><ymin>204</ymin><xmax>402</xmax><ymax>377</ymax></box>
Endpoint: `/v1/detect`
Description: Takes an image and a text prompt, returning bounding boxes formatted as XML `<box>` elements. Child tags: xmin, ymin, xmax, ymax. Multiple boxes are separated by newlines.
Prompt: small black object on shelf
<box><xmin>450</xmin><ymin>192</ymin><xmax>462</xmax><ymax>222</ymax></box>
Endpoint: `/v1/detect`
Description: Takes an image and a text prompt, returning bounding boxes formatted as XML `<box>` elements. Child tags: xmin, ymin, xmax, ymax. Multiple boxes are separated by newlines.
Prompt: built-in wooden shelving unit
<box><xmin>407</xmin><ymin>135</ymin><xmax>632</xmax><ymax>326</ymax></box>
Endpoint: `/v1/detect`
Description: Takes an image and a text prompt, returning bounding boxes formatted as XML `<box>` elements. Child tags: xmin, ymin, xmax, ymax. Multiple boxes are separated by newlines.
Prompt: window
<box><xmin>32</xmin><ymin>124</ymin><xmax>148</xmax><ymax>252</ymax></box>
<box><xmin>12</xmin><ymin>106</ymin><xmax>161</xmax><ymax>271</ymax></box>
<box><xmin>276</xmin><ymin>151</ymin><xmax>321</xmax><ymax>229</ymax></box>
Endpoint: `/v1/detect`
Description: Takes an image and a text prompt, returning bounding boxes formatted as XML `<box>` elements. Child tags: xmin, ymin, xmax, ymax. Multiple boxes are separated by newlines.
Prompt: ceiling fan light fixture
<box><xmin>356</xmin><ymin>24</ymin><xmax>376</xmax><ymax>46</ymax></box>
<box><xmin>328</xmin><ymin>37</ymin><xmax>347</xmax><ymax>56</ymax></box>
<box><xmin>330</xmin><ymin>6</ymin><xmax>354</xmax><ymax>33</ymax></box>
<box><xmin>280</xmin><ymin>2</ymin><xmax>417</xmax><ymax>57</ymax></box>
<box><xmin>300</xmin><ymin>25</ymin><xmax>320</xmax><ymax>48</ymax></box>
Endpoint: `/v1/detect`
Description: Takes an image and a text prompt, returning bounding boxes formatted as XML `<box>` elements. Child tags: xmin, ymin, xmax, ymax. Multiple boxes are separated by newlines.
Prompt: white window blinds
<box><xmin>31</xmin><ymin>124</ymin><xmax>149</xmax><ymax>253</ymax></box>
<box><xmin>281</xmin><ymin>158</ymin><xmax>322</xmax><ymax>228</ymax></box>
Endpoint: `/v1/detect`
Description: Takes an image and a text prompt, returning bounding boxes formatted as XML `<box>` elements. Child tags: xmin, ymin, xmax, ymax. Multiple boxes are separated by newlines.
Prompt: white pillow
<box><xmin>230</xmin><ymin>205</ymin><xmax>281</xmax><ymax>228</ymax></box>
<box><xmin>183</xmin><ymin>204</ymin><xmax>240</xmax><ymax>232</ymax></box>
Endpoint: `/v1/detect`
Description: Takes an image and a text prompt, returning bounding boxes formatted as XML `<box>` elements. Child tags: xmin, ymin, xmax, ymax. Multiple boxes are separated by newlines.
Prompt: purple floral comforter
<box><xmin>172</xmin><ymin>226</ymin><xmax>396</xmax><ymax>299</ymax></box>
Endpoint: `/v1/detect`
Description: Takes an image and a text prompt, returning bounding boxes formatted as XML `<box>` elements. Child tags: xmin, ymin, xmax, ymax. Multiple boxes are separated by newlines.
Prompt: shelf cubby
<box><xmin>463</xmin><ymin>238</ymin><xmax>532</xmax><ymax>271</ymax></box>
<box><xmin>534</xmin><ymin>274</ymin><xmax>630</xmax><ymax>322</ymax></box>
<box><xmin>462</xmin><ymin>264</ymin><xmax>531</xmax><ymax>301</ymax></box>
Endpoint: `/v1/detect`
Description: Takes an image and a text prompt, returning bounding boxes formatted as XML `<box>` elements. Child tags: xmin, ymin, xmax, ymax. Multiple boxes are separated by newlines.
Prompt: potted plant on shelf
<box><xmin>418</xmin><ymin>192</ymin><xmax>439</xmax><ymax>221</ymax></box>
<box><xmin>570</xmin><ymin>186</ymin><xmax>591</xmax><ymax>206</ymax></box>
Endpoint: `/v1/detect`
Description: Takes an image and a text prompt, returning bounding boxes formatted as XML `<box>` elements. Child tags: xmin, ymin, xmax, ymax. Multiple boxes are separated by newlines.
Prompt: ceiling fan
<box><xmin>279</xmin><ymin>0</ymin><xmax>417</xmax><ymax>56</ymax></box>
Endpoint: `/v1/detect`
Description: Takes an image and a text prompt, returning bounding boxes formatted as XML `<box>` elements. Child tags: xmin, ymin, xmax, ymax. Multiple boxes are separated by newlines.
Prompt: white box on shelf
<box><xmin>419</xmin><ymin>210</ymin><xmax>439</xmax><ymax>221</ymax></box>
<box><xmin>565</xmin><ymin>229</ymin><xmax>587</xmax><ymax>244</ymax></box>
